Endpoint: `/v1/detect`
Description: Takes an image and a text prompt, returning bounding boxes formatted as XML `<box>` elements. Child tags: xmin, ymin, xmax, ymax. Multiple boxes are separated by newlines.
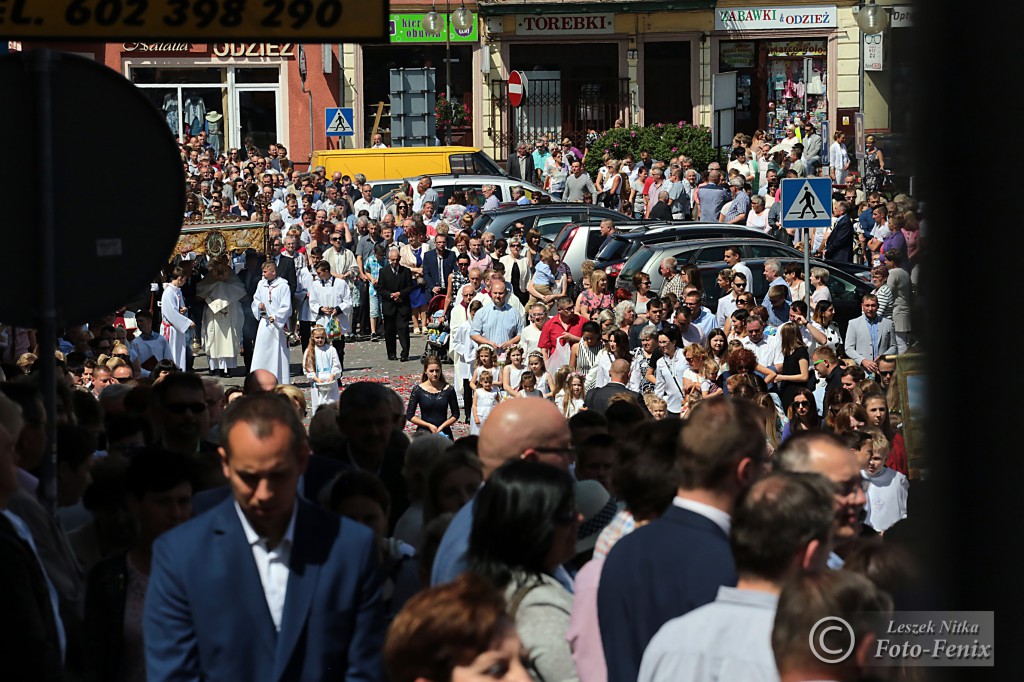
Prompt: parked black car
<box><xmin>475</xmin><ymin>204</ymin><xmax>630</xmax><ymax>242</ymax></box>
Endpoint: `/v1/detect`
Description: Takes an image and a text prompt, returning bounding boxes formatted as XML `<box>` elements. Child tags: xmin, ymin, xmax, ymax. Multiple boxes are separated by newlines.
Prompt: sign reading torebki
<box><xmin>715</xmin><ymin>5</ymin><xmax>837</xmax><ymax>31</ymax></box>
<box><xmin>515</xmin><ymin>14</ymin><xmax>615</xmax><ymax>35</ymax></box>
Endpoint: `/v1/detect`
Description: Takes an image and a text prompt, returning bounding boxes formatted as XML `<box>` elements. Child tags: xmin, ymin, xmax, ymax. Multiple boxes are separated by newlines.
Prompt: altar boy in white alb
<box><xmin>160</xmin><ymin>265</ymin><xmax>195</xmax><ymax>371</ymax></box>
<box><xmin>308</xmin><ymin>260</ymin><xmax>354</xmax><ymax>371</ymax></box>
<box><xmin>251</xmin><ymin>260</ymin><xmax>293</xmax><ymax>384</ymax></box>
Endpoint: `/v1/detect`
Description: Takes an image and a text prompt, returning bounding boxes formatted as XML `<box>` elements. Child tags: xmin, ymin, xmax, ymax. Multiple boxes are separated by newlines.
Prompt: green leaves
<box><xmin>584</xmin><ymin>122</ymin><xmax>715</xmax><ymax>176</ymax></box>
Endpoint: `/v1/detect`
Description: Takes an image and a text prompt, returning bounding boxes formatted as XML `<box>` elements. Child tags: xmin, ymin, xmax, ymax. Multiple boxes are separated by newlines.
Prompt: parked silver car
<box><xmin>381</xmin><ymin>174</ymin><xmax>549</xmax><ymax>212</ymax></box>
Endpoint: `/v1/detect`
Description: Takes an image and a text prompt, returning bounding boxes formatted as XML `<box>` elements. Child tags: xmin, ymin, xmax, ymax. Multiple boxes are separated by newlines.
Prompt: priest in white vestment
<box><xmin>308</xmin><ymin>260</ymin><xmax>353</xmax><ymax>370</ymax></box>
<box><xmin>196</xmin><ymin>257</ymin><xmax>246</xmax><ymax>376</ymax></box>
<box><xmin>251</xmin><ymin>261</ymin><xmax>293</xmax><ymax>384</ymax></box>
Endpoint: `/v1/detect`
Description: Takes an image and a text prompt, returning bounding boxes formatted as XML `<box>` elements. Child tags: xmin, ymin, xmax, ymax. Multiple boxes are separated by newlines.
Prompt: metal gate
<box><xmin>488</xmin><ymin>77</ymin><xmax>629</xmax><ymax>161</ymax></box>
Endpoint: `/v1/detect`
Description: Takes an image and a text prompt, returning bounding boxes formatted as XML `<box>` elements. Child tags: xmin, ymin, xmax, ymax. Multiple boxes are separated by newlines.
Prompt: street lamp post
<box><xmin>853</xmin><ymin>1</ymin><xmax>890</xmax><ymax>175</ymax></box>
<box><xmin>425</xmin><ymin>2</ymin><xmax>473</xmax><ymax>145</ymax></box>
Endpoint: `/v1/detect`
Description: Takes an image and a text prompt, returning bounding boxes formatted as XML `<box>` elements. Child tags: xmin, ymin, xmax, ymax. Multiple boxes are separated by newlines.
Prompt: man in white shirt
<box><xmin>723</xmin><ymin>246</ymin><xmax>754</xmax><ymax>294</ymax></box>
<box><xmin>371</xmin><ymin>133</ymin><xmax>387</xmax><ymax>148</ymax></box>
<box><xmin>740</xmin><ymin>316</ymin><xmax>783</xmax><ymax>380</ymax></box>
<box><xmin>520</xmin><ymin>304</ymin><xmax>548</xmax><ymax>358</ymax></box>
<box><xmin>353</xmin><ymin>185</ymin><xmax>386</xmax><ymax>221</ymax></box>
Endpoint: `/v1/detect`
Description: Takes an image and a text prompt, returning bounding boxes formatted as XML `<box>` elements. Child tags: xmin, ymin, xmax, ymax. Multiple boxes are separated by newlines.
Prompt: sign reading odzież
<box><xmin>0</xmin><ymin>0</ymin><xmax>388</xmax><ymax>42</ymax></box>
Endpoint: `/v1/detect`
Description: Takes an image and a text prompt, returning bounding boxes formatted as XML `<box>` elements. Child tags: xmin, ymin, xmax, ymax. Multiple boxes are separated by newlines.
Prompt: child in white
<box><xmin>471</xmin><ymin>370</ymin><xmax>501</xmax><ymax>435</ymax></box>
<box><xmin>527</xmin><ymin>351</ymin><xmax>552</xmax><ymax>399</ymax></box>
<box><xmin>501</xmin><ymin>346</ymin><xmax>528</xmax><ymax>397</ymax></box>
<box><xmin>516</xmin><ymin>372</ymin><xmax>545</xmax><ymax>399</ymax></box>
<box><xmin>471</xmin><ymin>345</ymin><xmax>499</xmax><ymax>389</ymax></box>
<box><xmin>303</xmin><ymin>325</ymin><xmax>342</xmax><ymax>411</ymax></box>
<box><xmin>861</xmin><ymin>432</ymin><xmax>909</xmax><ymax>533</ymax></box>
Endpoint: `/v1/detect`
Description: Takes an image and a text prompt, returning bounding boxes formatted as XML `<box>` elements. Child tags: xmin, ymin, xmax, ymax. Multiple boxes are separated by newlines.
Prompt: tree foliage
<box><xmin>584</xmin><ymin>122</ymin><xmax>716</xmax><ymax>176</ymax></box>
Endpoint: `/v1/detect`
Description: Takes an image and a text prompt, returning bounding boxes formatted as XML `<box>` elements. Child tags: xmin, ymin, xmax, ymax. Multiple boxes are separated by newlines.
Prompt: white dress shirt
<box><xmin>672</xmin><ymin>496</ymin><xmax>732</xmax><ymax>535</ymax></box>
<box><xmin>235</xmin><ymin>501</ymin><xmax>297</xmax><ymax>631</ymax></box>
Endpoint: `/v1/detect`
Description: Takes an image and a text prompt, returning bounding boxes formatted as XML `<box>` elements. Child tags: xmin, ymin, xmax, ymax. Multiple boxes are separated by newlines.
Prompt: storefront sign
<box><xmin>891</xmin><ymin>5</ymin><xmax>914</xmax><ymax>28</ymax></box>
<box><xmin>720</xmin><ymin>42</ymin><xmax>756</xmax><ymax>68</ymax></box>
<box><xmin>515</xmin><ymin>14</ymin><xmax>615</xmax><ymax>36</ymax></box>
<box><xmin>0</xmin><ymin>0</ymin><xmax>388</xmax><ymax>42</ymax></box>
<box><xmin>715</xmin><ymin>6</ymin><xmax>837</xmax><ymax>31</ymax></box>
<box><xmin>767</xmin><ymin>41</ymin><xmax>828</xmax><ymax>57</ymax></box>
<box><xmin>864</xmin><ymin>33</ymin><xmax>884</xmax><ymax>71</ymax></box>
<box><xmin>389</xmin><ymin>13</ymin><xmax>479</xmax><ymax>43</ymax></box>
<box><xmin>123</xmin><ymin>42</ymin><xmax>193</xmax><ymax>53</ymax></box>
<box><xmin>212</xmin><ymin>44</ymin><xmax>296</xmax><ymax>58</ymax></box>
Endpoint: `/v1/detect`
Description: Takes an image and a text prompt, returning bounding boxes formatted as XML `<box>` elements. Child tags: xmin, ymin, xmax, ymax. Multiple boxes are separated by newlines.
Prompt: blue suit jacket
<box><xmin>597</xmin><ymin>505</ymin><xmax>737</xmax><ymax>682</ymax></box>
<box><xmin>422</xmin><ymin>250</ymin><xmax>457</xmax><ymax>296</ymax></box>
<box><xmin>144</xmin><ymin>497</ymin><xmax>385</xmax><ymax>682</ymax></box>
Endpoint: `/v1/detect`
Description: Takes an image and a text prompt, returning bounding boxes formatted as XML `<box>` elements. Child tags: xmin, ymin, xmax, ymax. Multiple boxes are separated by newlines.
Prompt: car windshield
<box><xmin>471</xmin><ymin>213</ymin><xmax>493</xmax><ymax>234</ymax></box>
<box><xmin>595</xmin><ymin>236</ymin><xmax>634</xmax><ymax>263</ymax></box>
<box><xmin>619</xmin><ymin>247</ymin><xmax>654</xmax><ymax>286</ymax></box>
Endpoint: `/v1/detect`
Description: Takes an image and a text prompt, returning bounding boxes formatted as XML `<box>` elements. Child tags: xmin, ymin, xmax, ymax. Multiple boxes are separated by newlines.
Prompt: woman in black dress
<box><xmin>775</xmin><ymin>322</ymin><xmax>810</xmax><ymax>412</ymax></box>
<box><xmin>406</xmin><ymin>355</ymin><xmax>460</xmax><ymax>438</ymax></box>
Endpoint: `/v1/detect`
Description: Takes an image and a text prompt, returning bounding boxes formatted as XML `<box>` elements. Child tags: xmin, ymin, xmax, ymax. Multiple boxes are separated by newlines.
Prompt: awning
<box><xmin>478</xmin><ymin>0</ymin><xmax>715</xmax><ymax>16</ymax></box>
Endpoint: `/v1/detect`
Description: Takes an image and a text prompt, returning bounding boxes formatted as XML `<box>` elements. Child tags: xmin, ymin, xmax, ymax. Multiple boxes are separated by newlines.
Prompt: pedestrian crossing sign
<box><xmin>780</xmin><ymin>177</ymin><xmax>833</xmax><ymax>228</ymax></box>
<box><xmin>325</xmin><ymin>107</ymin><xmax>354</xmax><ymax>137</ymax></box>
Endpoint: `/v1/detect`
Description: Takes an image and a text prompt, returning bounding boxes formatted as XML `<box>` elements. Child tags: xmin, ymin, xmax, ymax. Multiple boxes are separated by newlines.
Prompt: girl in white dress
<box><xmin>516</xmin><ymin>371</ymin><xmax>545</xmax><ymax>399</ymax></box>
<box><xmin>554</xmin><ymin>373</ymin><xmax>585</xmax><ymax>419</ymax></box>
<box><xmin>303</xmin><ymin>325</ymin><xmax>342</xmax><ymax>411</ymax></box>
<box><xmin>471</xmin><ymin>371</ymin><xmax>501</xmax><ymax>435</ymax></box>
<box><xmin>471</xmin><ymin>344</ymin><xmax>499</xmax><ymax>390</ymax></box>
<box><xmin>500</xmin><ymin>345</ymin><xmax>528</xmax><ymax>397</ymax></box>
<box><xmin>527</xmin><ymin>351</ymin><xmax>552</xmax><ymax>399</ymax></box>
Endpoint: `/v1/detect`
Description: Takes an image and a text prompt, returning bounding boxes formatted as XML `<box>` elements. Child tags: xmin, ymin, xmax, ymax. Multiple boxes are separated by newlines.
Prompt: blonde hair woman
<box><xmin>576</xmin><ymin>270</ymin><xmax>614</xmax><ymax>320</ymax></box>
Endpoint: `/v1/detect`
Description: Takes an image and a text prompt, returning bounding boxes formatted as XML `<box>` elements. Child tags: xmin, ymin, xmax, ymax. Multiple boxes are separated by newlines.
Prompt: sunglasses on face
<box><xmin>164</xmin><ymin>402</ymin><xmax>206</xmax><ymax>415</ymax></box>
<box><xmin>793</xmin><ymin>401</ymin><xmax>810</xmax><ymax>408</ymax></box>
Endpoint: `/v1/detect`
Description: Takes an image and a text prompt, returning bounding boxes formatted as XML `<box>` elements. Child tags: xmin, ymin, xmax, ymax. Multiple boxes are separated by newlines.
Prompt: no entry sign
<box><xmin>508</xmin><ymin>70</ymin><xmax>526</xmax><ymax>108</ymax></box>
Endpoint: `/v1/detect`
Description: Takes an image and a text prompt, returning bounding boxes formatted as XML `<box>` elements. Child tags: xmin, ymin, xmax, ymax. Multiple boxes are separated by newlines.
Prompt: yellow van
<box><xmin>310</xmin><ymin>146</ymin><xmax>508</xmax><ymax>182</ymax></box>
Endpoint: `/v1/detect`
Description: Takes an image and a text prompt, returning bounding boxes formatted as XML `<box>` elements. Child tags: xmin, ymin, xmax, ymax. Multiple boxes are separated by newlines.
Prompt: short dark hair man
<box><xmin>144</xmin><ymin>394</ymin><xmax>387</xmax><ymax>681</ymax></box>
<box><xmin>639</xmin><ymin>472</ymin><xmax>835</xmax><ymax>682</ymax></box>
<box><xmin>599</xmin><ymin>397</ymin><xmax>768</xmax><ymax>682</ymax></box>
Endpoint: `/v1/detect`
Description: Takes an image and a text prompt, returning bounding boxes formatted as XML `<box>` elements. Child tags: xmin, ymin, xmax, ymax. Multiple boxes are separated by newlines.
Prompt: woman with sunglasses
<box><xmin>468</xmin><ymin>460</ymin><xmax>579</xmax><ymax>682</ymax></box>
<box><xmin>501</xmin><ymin>239</ymin><xmax>531</xmax><ymax>305</ymax></box>
<box><xmin>631</xmin><ymin>272</ymin><xmax>654</xmax><ymax>319</ymax></box>
<box><xmin>810</xmin><ymin>301</ymin><xmax>843</xmax><ymax>353</ymax></box>
<box><xmin>394</xmin><ymin>200</ymin><xmax>411</xmax><ymax>222</ymax></box>
<box><xmin>780</xmin><ymin>388</ymin><xmax>820</xmax><ymax>442</ymax></box>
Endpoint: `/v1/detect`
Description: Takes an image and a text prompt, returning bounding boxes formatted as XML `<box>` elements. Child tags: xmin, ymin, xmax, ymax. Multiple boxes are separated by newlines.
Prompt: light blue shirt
<box><xmin>692</xmin><ymin>307</ymin><xmax>717</xmax><ymax>338</ymax></box>
<box><xmin>471</xmin><ymin>302</ymin><xmax>524</xmax><ymax>347</ymax></box>
<box><xmin>638</xmin><ymin>586</ymin><xmax>779</xmax><ymax>682</ymax></box>
<box><xmin>866</xmin><ymin>315</ymin><xmax>880</xmax><ymax>359</ymax></box>
<box><xmin>762</xmin><ymin>276</ymin><xmax>792</xmax><ymax>308</ymax></box>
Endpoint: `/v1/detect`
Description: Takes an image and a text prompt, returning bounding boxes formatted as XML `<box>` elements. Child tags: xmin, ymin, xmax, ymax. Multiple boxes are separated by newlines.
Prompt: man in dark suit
<box><xmin>506</xmin><ymin>142</ymin><xmax>536</xmax><ymax>182</ymax></box>
<box><xmin>584</xmin><ymin>359</ymin><xmax>646</xmax><ymax>415</ymax></box>
<box><xmin>376</xmin><ymin>246</ymin><xmax>414</xmax><ymax>361</ymax></box>
<box><xmin>598</xmin><ymin>397</ymin><xmax>768</xmax><ymax>682</ymax></box>
<box><xmin>648</xmin><ymin>190</ymin><xmax>674</xmax><ymax>221</ymax></box>
<box><xmin>821</xmin><ymin>200</ymin><xmax>854</xmax><ymax>262</ymax></box>
<box><xmin>0</xmin><ymin>411</ymin><xmax>64</xmax><ymax>682</ymax></box>
<box><xmin>238</xmin><ymin>249</ymin><xmax>263</xmax><ymax>370</ymax></box>
<box><xmin>144</xmin><ymin>394</ymin><xmax>386</xmax><ymax>682</ymax></box>
<box><xmin>423</xmin><ymin>233</ymin><xmax>457</xmax><ymax>301</ymax></box>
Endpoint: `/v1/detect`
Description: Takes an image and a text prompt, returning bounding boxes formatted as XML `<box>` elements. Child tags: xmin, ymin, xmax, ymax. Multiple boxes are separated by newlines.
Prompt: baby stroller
<box><xmin>423</xmin><ymin>294</ymin><xmax>450</xmax><ymax>360</ymax></box>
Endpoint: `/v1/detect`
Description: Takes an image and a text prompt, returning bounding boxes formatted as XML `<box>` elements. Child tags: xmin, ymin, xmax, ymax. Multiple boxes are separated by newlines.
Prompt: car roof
<box><xmin>609</xmin><ymin>226</ymin><xmax>772</xmax><ymax>242</ymax></box>
<box><xmin>483</xmin><ymin>204</ymin><xmax>620</xmax><ymax>216</ymax></box>
<box><xmin>641</xmin><ymin>236</ymin><xmax>777</xmax><ymax>251</ymax></box>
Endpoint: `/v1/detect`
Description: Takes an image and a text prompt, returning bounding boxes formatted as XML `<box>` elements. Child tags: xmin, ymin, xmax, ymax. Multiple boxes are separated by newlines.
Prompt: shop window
<box><xmin>236</xmin><ymin>68</ymin><xmax>278</xmax><ymax>84</ymax></box>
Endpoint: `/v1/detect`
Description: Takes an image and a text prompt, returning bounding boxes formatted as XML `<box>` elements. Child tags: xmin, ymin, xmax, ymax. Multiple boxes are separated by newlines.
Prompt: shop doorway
<box><xmin>500</xmin><ymin>42</ymin><xmax>625</xmax><ymax>154</ymax></box>
<box><xmin>642</xmin><ymin>41</ymin><xmax>693</xmax><ymax>125</ymax></box>
<box><xmin>235</xmin><ymin>89</ymin><xmax>279</xmax><ymax>154</ymax></box>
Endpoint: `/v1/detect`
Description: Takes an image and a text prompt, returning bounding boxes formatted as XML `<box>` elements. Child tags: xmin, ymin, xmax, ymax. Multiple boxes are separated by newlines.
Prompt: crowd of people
<box><xmin>0</xmin><ymin>126</ymin><xmax>925</xmax><ymax>682</ymax></box>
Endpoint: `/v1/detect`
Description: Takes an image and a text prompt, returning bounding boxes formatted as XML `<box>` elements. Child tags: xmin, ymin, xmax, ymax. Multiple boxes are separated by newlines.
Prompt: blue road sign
<box><xmin>325</xmin><ymin>107</ymin><xmax>354</xmax><ymax>137</ymax></box>
<box><xmin>780</xmin><ymin>177</ymin><xmax>832</xmax><ymax>228</ymax></box>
